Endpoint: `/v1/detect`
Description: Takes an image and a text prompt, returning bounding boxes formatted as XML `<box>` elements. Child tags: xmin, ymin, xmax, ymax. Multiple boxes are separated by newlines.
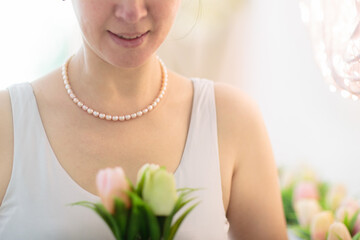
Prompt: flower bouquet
<box><xmin>71</xmin><ymin>164</ymin><xmax>200</xmax><ymax>240</ymax></box>
<box><xmin>279</xmin><ymin>165</ymin><xmax>360</xmax><ymax>240</ymax></box>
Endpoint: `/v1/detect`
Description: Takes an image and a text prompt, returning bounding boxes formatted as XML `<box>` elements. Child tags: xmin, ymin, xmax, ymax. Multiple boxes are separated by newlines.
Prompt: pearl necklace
<box><xmin>61</xmin><ymin>55</ymin><xmax>168</xmax><ymax>122</ymax></box>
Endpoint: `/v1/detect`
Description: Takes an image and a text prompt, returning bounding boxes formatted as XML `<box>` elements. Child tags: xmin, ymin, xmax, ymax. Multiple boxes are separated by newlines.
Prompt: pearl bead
<box><xmin>62</xmin><ymin>55</ymin><xmax>168</xmax><ymax>122</ymax></box>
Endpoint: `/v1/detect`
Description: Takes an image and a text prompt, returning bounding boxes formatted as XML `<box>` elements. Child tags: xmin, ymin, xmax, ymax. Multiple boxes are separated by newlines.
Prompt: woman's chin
<box><xmin>105</xmin><ymin>52</ymin><xmax>156</xmax><ymax>69</ymax></box>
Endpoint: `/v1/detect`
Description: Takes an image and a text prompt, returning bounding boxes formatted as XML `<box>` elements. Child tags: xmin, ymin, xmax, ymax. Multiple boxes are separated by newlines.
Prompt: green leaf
<box><xmin>281</xmin><ymin>186</ymin><xmax>298</xmax><ymax>225</ymax></box>
<box><xmin>69</xmin><ymin>201</ymin><xmax>121</xmax><ymax>239</ymax></box>
<box><xmin>126</xmin><ymin>197</ymin><xmax>142</xmax><ymax>240</ymax></box>
<box><xmin>157</xmin><ymin>216</ymin><xmax>167</xmax><ymax>235</ymax></box>
<box><xmin>289</xmin><ymin>225</ymin><xmax>311</xmax><ymax>240</ymax></box>
<box><xmin>172</xmin><ymin>189</ymin><xmax>201</xmax><ymax>218</ymax></box>
<box><xmin>167</xmin><ymin>201</ymin><xmax>200</xmax><ymax>240</ymax></box>
<box><xmin>162</xmin><ymin>191</ymin><xmax>199</xmax><ymax>239</ymax></box>
<box><xmin>349</xmin><ymin>210</ymin><xmax>360</xmax><ymax>233</ymax></box>
<box><xmin>136</xmin><ymin>168</ymin><xmax>148</xmax><ymax>197</ymax></box>
<box><xmin>94</xmin><ymin>203</ymin><xmax>121</xmax><ymax>240</ymax></box>
<box><xmin>162</xmin><ymin>197</ymin><xmax>184</xmax><ymax>239</ymax></box>
<box><xmin>176</xmin><ymin>188</ymin><xmax>194</xmax><ymax>192</ymax></box>
<box><xmin>336</xmin><ymin>233</ymin><xmax>343</xmax><ymax>240</ymax></box>
<box><xmin>163</xmin><ymin>188</ymin><xmax>202</xmax><ymax>238</ymax></box>
<box><xmin>126</xmin><ymin>177</ymin><xmax>136</xmax><ymax>192</ymax></box>
<box><xmin>344</xmin><ymin>212</ymin><xmax>350</xmax><ymax>229</ymax></box>
<box><xmin>68</xmin><ymin>201</ymin><xmax>96</xmax><ymax>210</ymax></box>
<box><xmin>318</xmin><ymin>182</ymin><xmax>329</xmax><ymax>210</ymax></box>
<box><xmin>137</xmin><ymin>205</ymin><xmax>150</xmax><ymax>240</ymax></box>
<box><xmin>126</xmin><ymin>191</ymin><xmax>161</xmax><ymax>240</ymax></box>
<box><xmin>352</xmin><ymin>232</ymin><xmax>360</xmax><ymax>240</ymax></box>
<box><xmin>113</xmin><ymin>198</ymin><xmax>129</xmax><ymax>239</ymax></box>
<box><xmin>176</xmin><ymin>187</ymin><xmax>203</xmax><ymax>195</ymax></box>
<box><xmin>134</xmin><ymin>192</ymin><xmax>160</xmax><ymax>240</ymax></box>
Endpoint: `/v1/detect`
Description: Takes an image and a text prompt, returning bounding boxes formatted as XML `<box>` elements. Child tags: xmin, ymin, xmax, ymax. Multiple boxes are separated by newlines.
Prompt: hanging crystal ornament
<box><xmin>299</xmin><ymin>0</ymin><xmax>360</xmax><ymax>101</ymax></box>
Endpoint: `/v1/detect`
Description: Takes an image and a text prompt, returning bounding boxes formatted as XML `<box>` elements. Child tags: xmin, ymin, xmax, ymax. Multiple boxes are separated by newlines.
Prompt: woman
<box><xmin>0</xmin><ymin>0</ymin><xmax>287</xmax><ymax>239</ymax></box>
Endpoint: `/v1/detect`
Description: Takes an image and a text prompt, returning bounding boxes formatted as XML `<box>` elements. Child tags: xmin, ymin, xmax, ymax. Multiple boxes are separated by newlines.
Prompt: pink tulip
<box><xmin>326</xmin><ymin>184</ymin><xmax>347</xmax><ymax>211</ymax></box>
<box><xmin>96</xmin><ymin>167</ymin><xmax>131</xmax><ymax>214</ymax></box>
<box><xmin>310</xmin><ymin>211</ymin><xmax>334</xmax><ymax>240</ymax></box>
<box><xmin>352</xmin><ymin>214</ymin><xmax>360</xmax><ymax>236</ymax></box>
<box><xmin>335</xmin><ymin>198</ymin><xmax>359</xmax><ymax>222</ymax></box>
<box><xmin>327</xmin><ymin>222</ymin><xmax>352</xmax><ymax>240</ymax></box>
<box><xmin>294</xmin><ymin>199</ymin><xmax>321</xmax><ymax>227</ymax></box>
<box><xmin>294</xmin><ymin>181</ymin><xmax>319</xmax><ymax>202</ymax></box>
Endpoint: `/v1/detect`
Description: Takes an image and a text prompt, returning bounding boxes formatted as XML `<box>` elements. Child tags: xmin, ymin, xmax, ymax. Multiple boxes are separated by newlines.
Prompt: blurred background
<box><xmin>1</xmin><ymin>0</ymin><xmax>360</xmax><ymax>196</ymax></box>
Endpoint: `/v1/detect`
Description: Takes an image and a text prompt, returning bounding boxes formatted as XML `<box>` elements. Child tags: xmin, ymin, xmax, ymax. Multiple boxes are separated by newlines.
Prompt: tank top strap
<box><xmin>174</xmin><ymin>78</ymin><xmax>229</xmax><ymax>238</ymax></box>
<box><xmin>2</xmin><ymin>82</ymin><xmax>111</xmax><ymax>239</ymax></box>
<box><xmin>5</xmin><ymin>82</ymin><xmax>49</xmax><ymax>201</ymax></box>
<box><xmin>5</xmin><ymin>81</ymin><xmax>100</xmax><ymax>202</ymax></box>
<box><xmin>178</xmin><ymin>77</ymin><xmax>219</xmax><ymax>167</ymax></box>
<box><xmin>176</xmin><ymin>77</ymin><xmax>220</xmax><ymax>183</ymax></box>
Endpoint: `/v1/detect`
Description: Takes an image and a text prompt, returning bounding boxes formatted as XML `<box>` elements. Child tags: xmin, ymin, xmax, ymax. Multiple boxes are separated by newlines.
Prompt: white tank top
<box><xmin>0</xmin><ymin>78</ymin><xmax>230</xmax><ymax>239</ymax></box>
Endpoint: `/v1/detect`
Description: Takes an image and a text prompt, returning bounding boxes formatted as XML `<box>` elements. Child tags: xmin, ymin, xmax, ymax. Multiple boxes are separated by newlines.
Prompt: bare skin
<box><xmin>0</xmin><ymin>66</ymin><xmax>287</xmax><ymax>239</ymax></box>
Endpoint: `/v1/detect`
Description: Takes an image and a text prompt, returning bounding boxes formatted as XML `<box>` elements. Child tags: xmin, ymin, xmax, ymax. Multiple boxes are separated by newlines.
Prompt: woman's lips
<box><xmin>108</xmin><ymin>30</ymin><xmax>149</xmax><ymax>48</ymax></box>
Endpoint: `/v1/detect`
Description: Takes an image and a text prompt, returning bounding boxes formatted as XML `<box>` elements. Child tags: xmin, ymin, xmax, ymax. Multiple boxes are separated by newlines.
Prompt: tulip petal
<box><xmin>143</xmin><ymin>169</ymin><xmax>178</xmax><ymax>216</ymax></box>
<box><xmin>310</xmin><ymin>211</ymin><xmax>334</xmax><ymax>240</ymax></box>
<box><xmin>96</xmin><ymin>167</ymin><xmax>131</xmax><ymax>213</ymax></box>
<box><xmin>327</xmin><ymin>222</ymin><xmax>352</xmax><ymax>240</ymax></box>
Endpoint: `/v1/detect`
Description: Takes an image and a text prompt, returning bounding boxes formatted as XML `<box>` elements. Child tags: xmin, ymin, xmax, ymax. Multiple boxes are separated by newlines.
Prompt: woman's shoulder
<box><xmin>213</xmin><ymin>81</ymin><xmax>264</xmax><ymax>140</ymax></box>
<box><xmin>212</xmin><ymin>80</ymin><xmax>271</xmax><ymax>172</ymax></box>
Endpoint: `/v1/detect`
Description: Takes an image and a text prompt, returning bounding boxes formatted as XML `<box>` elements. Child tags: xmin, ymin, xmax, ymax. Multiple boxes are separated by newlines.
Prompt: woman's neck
<box><xmin>67</xmin><ymin>47</ymin><xmax>163</xmax><ymax>114</ymax></box>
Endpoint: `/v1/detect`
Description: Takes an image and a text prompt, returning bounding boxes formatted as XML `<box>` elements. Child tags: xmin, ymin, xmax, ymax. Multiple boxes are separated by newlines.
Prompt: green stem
<box><xmin>158</xmin><ymin>216</ymin><xmax>167</xmax><ymax>237</ymax></box>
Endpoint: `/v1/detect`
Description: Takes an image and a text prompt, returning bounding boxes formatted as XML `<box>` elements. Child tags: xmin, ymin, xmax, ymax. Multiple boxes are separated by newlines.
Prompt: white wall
<box><xmin>0</xmin><ymin>0</ymin><xmax>81</xmax><ymax>90</ymax></box>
